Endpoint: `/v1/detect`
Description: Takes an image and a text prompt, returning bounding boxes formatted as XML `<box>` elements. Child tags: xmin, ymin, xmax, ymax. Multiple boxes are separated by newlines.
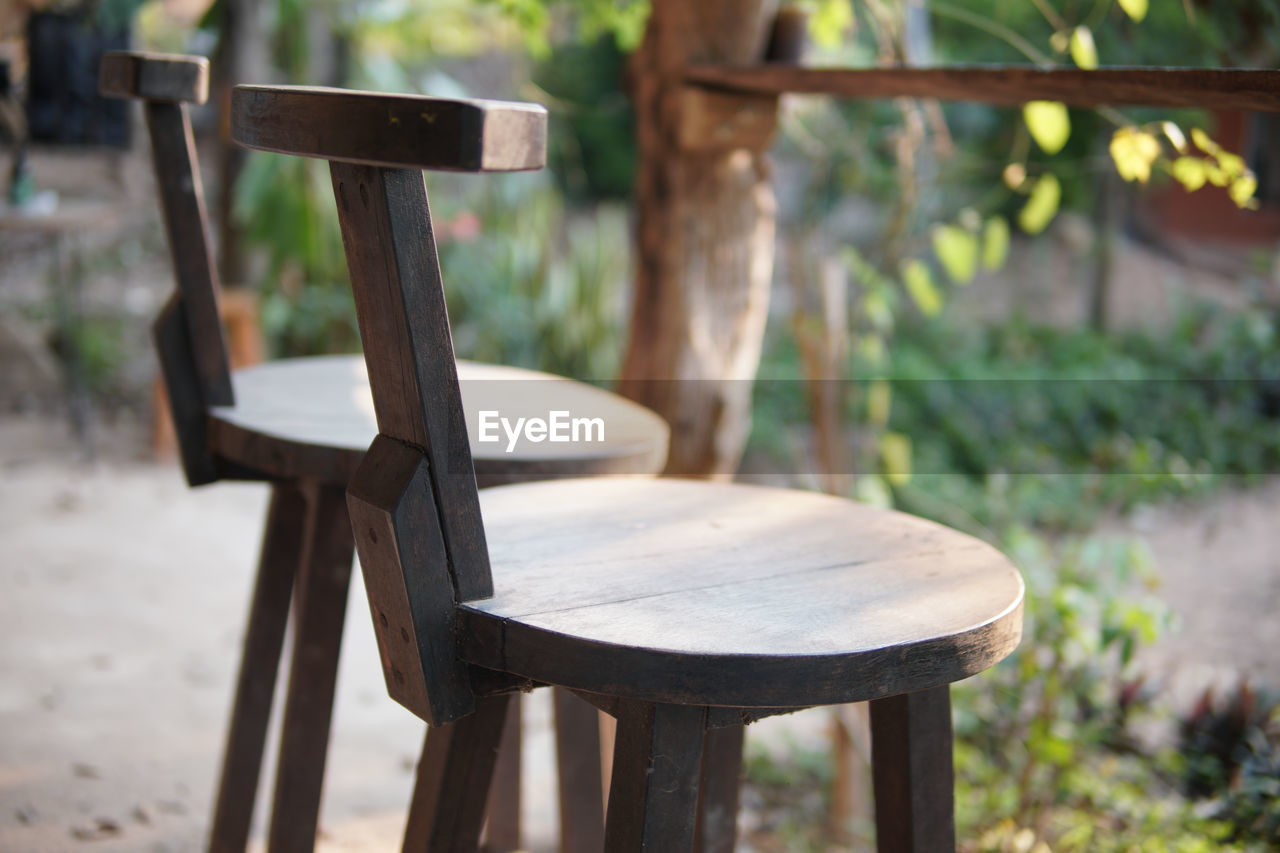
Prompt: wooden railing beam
<box><xmin>685</xmin><ymin>66</ymin><xmax>1280</xmax><ymax>112</ymax></box>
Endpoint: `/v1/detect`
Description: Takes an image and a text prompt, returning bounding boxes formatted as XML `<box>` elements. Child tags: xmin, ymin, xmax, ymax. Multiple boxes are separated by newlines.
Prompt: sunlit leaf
<box><xmin>854</xmin><ymin>474</ymin><xmax>892</xmax><ymax>508</ymax></box>
<box><xmin>901</xmin><ymin>259</ymin><xmax>943</xmax><ymax>316</ymax></box>
<box><xmin>1162</xmin><ymin>121</ymin><xmax>1187</xmax><ymax>153</ymax></box>
<box><xmin>1215</xmin><ymin>150</ymin><xmax>1246</xmax><ymax>175</ymax></box>
<box><xmin>1069</xmin><ymin>26</ymin><xmax>1098</xmax><ymax>70</ymax></box>
<box><xmin>1117</xmin><ymin>0</ymin><xmax>1148</xmax><ymax>22</ymax></box>
<box><xmin>1024</xmin><ymin>101</ymin><xmax>1071</xmax><ymax>155</ymax></box>
<box><xmin>932</xmin><ymin>224</ymin><xmax>979</xmax><ymax>284</ymax></box>
<box><xmin>1230</xmin><ymin>174</ymin><xmax>1259</xmax><ymax>208</ymax></box>
<box><xmin>1191</xmin><ymin>126</ymin><xmax>1218</xmax><ymax>154</ymax></box>
<box><xmin>880</xmin><ymin>432</ymin><xmax>912</xmax><ymax>487</ymax></box>
<box><xmin>1170</xmin><ymin>156</ymin><xmax>1207</xmax><ymax>191</ymax></box>
<box><xmin>1018</xmin><ymin>174</ymin><xmax>1061</xmax><ymax>234</ymax></box>
<box><xmin>983</xmin><ymin>216</ymin><xmax>1011</xmax><ymax>270</ymax></box>
<box><xmin>1109</xmin><ymin>126</ymin><xmax>1161</xmax><ymax>183</ymax></box>
<box><xmin>809</xmin><ymin>0</ymin><xmax>853</xmax><ymax>49</ymax></box>
<box><xmin>867</xmin><ymin>380</ymin><xmax>892</xmax><ymax>427</ymax></box>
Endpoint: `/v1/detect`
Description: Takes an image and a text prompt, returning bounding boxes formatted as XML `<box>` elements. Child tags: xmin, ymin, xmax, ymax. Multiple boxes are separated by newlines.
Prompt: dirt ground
<box><xmin>2</xmin><ymin>406</ymin><xmax>1277</xmax><ymax>852</ymax></box>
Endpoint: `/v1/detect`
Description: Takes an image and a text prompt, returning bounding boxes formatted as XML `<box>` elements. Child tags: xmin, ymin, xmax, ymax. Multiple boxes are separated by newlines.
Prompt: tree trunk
<box><xmin>619</xmin><ymin>0</ymin><xmax>781</xmax><ymax>477</ymax></box>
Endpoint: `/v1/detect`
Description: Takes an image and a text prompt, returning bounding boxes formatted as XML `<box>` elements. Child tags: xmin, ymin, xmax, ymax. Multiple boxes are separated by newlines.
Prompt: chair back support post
<box><xmin>230</xmin><ymin>84</ymin><xmax>546</xmax><ymax>723</ymax></box>
<box><xmin>143</xmin><ymin>99</ymin><xmax>235</xmax><ymax>407</ymax></box>
<box><xmin>328</xmin><ymin>162</ymin><xmax>492</xmax><ymax>602</ymax></box>
<box><xmin>99</xmin><ymin>51</ymin><xmax>234</xmax><ymax>485</ymax></box>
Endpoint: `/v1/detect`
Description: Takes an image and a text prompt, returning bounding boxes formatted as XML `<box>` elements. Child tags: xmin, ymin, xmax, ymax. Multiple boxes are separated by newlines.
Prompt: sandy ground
<box><xmin>1113</xmin><ymin>481</ymin><xmax>1280</xmax><ymax>704</ymax></box>
<box><xmin>2</xmin><ymin>412</ymin><xmax>1278</xmax><ymax>852</ymax></box>
<box><xmin>0</xmin><ymin>417</ymin><xmax>841</xmax><ymax>853</ymax></box>
<box><xmin>1</xmin><ymin>417</ymin><xmax>432</xmax><ymax>852</ymax></box>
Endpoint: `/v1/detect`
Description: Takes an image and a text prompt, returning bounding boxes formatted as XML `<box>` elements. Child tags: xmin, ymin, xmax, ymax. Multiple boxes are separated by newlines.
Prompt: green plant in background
<box><xmin>432</xmin><ymin>172</ymin><xmax>630</xmax><ymax>378</ymax></box>
<box><xmin>233</xmin><ymin>151</ymin><xmax>358</xmax><ymax>357</ymax></box>
<box><xmin>741</xmin><ymin>740</ymin><xmax>839</xmax><ymax>852</ymax></box>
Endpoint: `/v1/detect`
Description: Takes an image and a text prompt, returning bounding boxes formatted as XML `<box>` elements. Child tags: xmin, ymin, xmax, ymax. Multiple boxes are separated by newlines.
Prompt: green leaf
<box><xmin>1117</xmin><ymin>0</ymin><xmax>1148</xmax><ymax>21</ymax></box>
<box><xmin>932</xmin><ymin>224</ymin><xmax>979</xmax><ymax>284</ymax></box>
<box><xmin>1109</xmin><ymin>126</ymin><xmax>1161</xmax><ymax>183</ymax></box>
<box><xmin>1170</xmin><ymin>156</ymin><xmax>1207</xmax><ymax>192</ymax></box>
<box><xmin>982</xmin><ymin>216</ymin><xmax>1011</xmax><ymax>270</ymax></box>
<box><xmin>1023</xmin><ymin>101</ymin><xmax>1071</xmax><ymax>155</ymax></box>
<box><xmin>1069</xmin><ymin>26</ymin><xmax>1098</xmax><ymax>70</ymax></box>
<box><xmin>1018</xmin><ymin>174</ymin><xmax>1061</xmax><ymax>234</ymax></box>
<box><xmin>1191</xmin><ymin>126</ymin><xmax>1218</xmax><ymax>154</ymax></box>
<box><xmin>809</xmin><ymin>0</ymin><xmax>853</xmax><ymax>49</ymax></box>
<box><xmin>1229</xmin><ymin>173</ymin><xmax>1259</xmax><ymax>208</ymax></box>
<box><xmin>879</xmin><ymin>432</ymin><xmax>912</xmax><ymax>487</ymax></box>
<box><xmin>867</xmin><ymin>380</ymin><xmax>892</xmax><ymax>427</ymax></box>
<box><xmin>1215</xmin><ymin>150</ymin><xmax>1246</xmax><ymax>176</ymax></box>
<box><xmin>901</xmin><ymin>259</ymin><xmax>943</xmax><ymax>316</ymax></box>
<box><xmin>854</xmin><ymin>474</ymin><xmax>892</xmax><ymax>508</ymax></box>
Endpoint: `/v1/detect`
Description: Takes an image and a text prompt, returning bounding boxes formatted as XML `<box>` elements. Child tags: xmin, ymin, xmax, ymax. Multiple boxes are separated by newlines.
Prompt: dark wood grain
<box><xmin>685</xmin><ymin>65</ymin><xmax>1280</xmax><ymax>112</ymax></box>
<box><xmin>482</xmin><ymin>697</ymin><xmax>522</xmax><ymax>852</ymax></box>
<box><xmin>869</xmin><ymin>686</ymin><xmax>955</xmax><ymax>853</ymax></box>
<box><xmin>152</xmin><ymin>295</ymin><xmax>220</xmax><ymax>485</ymax></box>
<box><xmin>99</xmin><ymin>50</ymin><xmax>209</xmax><ymax>103</ymax></box>
<box><xmin>231</xmin><ymin>85</ymin><xmax>546</xmax><ymax>172</ymax></box>
<box><xmin>347</xmin><ymin>435</ymin><xmax>476</xmax><ymax>725</ymax></box>
<box><xmin>144</xmin><ymin>101</ymin><xmax>234</xmax><ymax>406</ymax></box>
<box><xmin>403</xmin><ymin>694</ymin><xmax>512</xmax><ymax>853</ymax></box>
<box><xmin>604</xmin><ymin>701</ymin><xmax>707</xmax><ymax>853</ymax></box>
<box><xmin>208</xmin><ymin>483</ymin><xmax>306</xmax><ymax>853</ymax></box>
<box><xmin>693</xmin><ymin>725</ymin><xmax>744</xmax><ymax>853</ymax></box>
<box><xmin>330</xmin><ymin>162</ymin><xmax>492</xmax><ymax>601</ymax></box>
<box><xmin>554</xmin><ymin>688</ymin><xmax>606</xmax><ymax>853</ymax></box>
<box><xmin>266</xmin><ymin>483</ymin><xmax>355</xmax><ymax>853</ymax></box>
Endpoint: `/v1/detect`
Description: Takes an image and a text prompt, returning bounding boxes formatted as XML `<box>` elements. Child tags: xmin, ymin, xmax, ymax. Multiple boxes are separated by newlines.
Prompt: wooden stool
<box><xmin>231</xmin><ymin>83</ymin><xmax>1024</xmax><ymax>852</ymax></box>
<box><xmin>100</xmin><ymin>52</ymin><xmax>668</xmax><ymax>853</ymax></box>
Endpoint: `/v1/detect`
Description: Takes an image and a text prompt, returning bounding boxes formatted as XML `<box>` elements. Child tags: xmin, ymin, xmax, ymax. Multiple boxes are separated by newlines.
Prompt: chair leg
<box><xmin>208</xmin><ymin>482</ymin><xmax>307</xmax><ymax>853</ymax></box>
<box><xmin>403</xmin><ymin>693</ymin><xmax>513</xmax><ymax>853</ymax></box>
<box><xmin>482</xmin><ymin>694</ymin><xmax>522</xmax><ymax>852</ymax></box>
<box><xmin>604</xmin><ymin>701</ymin><xmax>707</xmax><ymax>853</ymax></box>
<box><xmin>265</xmin><ymin>483</ymin><xmax>356</xmax><ymax>853</ymax></box>
<box><xmin>869</xmin><ymin>685</ymin><xmax>955</xmax><ymax>853</ymax></box>
<box><xmin>554</xmin><ymin>687</ymin><xmax>605</xmax><ymax>853</ymax></box>
<box><xmin>693</xmin><ymin>724</ymin><xmax>744</xmax><ymax>853</ymax></box>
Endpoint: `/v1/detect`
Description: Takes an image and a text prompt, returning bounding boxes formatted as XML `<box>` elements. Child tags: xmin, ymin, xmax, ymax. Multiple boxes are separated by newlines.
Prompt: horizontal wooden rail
<box><xmin>685</xmin><ymin>66</ymin><xmax>1280</xmax><ymax>112</ymax></box>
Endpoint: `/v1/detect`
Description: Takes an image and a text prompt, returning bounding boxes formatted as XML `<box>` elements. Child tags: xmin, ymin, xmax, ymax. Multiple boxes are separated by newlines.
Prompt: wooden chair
<box><xmin>230</xmin><ymin>82</ymin><xmax>1024</xmax><ymax>852</ymax></box>
<box><xmin>99</xmin><ymin>52</ymin><xmax>668</xmax><ymax>853</ymax></box>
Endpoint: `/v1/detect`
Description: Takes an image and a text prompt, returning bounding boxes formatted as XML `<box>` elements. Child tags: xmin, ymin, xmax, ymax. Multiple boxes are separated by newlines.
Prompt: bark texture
<box><xmin>620</xmin><ymin>0</ymin><xmax>780</xmax><ymax>477</ymax></box>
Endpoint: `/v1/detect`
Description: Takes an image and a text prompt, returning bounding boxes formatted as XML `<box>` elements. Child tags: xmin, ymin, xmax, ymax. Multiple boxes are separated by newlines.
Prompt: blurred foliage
<box><xmin>432</xmin><ymin>172</ymin><xmax>630</xmax><ymax>378</ymax></box>
<box><xmin>1180</xmin><ymin>683</ymin><xmax>1280</xmax><ymax>845</ymax></box>
<box><xmin>748</xmin><ymin>296</ymin><xmax>1280</xmax><ymax>848</ymax></box>
<box><xmin>753</xmin><ymin>300</ymin><xmax>1280</xmax><ymax>533</ymax></box>
<box><xmin>533</xmin><ymin>36</ymin><xmax>635</xmax><ymax>202</ymax></box>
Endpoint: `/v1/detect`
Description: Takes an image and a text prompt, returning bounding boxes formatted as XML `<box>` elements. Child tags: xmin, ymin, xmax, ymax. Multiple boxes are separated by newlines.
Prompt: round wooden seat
<box><xmin>460</xmin><ymin>478</ymin><xmax>1023</xmax><ymax>709</ymax></box>
<box><xmin>207</xmin><ymin>355</ymin><xmax>669</xmax><ymax>483</ymax></box>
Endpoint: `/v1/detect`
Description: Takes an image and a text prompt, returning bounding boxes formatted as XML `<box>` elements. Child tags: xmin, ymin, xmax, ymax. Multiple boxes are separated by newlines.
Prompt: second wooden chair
<box><xmin>100</xmin><ymin>51</ymin><xmax>667</xmax><ymax>853</ymax></box>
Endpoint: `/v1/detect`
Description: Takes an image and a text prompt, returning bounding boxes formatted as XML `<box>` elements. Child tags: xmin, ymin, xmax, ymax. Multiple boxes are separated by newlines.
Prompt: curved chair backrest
<box><xmin>99</xmin><ymin>51</ymin><xmax>233</xmax><ymax>485</ymax></box>
<box><xmin>231</xmin><ymin>84</ymin><xmax>547</xmax><ymax>725</ymax></box>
